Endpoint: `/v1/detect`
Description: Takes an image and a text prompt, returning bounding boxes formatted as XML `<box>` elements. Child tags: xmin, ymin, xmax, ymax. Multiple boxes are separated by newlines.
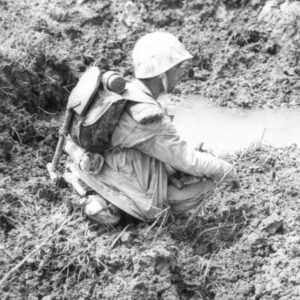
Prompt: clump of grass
<box><xmin>0</xmin><ymin>203</ymin><xmax>111</xmax><ymax>298</ymax></box>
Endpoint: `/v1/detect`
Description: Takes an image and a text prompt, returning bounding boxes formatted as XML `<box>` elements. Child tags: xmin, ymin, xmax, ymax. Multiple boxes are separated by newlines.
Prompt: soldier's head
<box><xmin>132</xmin><ymin>32</ymin><xmax>192</xmax><ymax>95</ymax></box>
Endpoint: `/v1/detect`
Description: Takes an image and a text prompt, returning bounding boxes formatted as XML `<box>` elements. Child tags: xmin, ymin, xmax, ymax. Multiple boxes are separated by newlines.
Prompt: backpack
<box><xmin>47</xmin><ymin>67</ymin><xmax>127</xmax><ymax>182</ymax></box>
<box><xmin>68</xmin><ymin>67</ymin><xmax>127</xmax><ymax>154</ymax></box>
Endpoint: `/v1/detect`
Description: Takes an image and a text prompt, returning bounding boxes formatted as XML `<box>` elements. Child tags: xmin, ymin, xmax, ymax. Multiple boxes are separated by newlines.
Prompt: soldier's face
<box><xmin>165</xmin><ymin>63</ymin><xmax>183</xmax><ymax>93</ymax></box>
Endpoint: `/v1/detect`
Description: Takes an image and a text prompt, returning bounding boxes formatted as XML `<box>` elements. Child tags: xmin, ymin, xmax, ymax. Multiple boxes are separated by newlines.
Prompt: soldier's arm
<box><xmin>134</xmin><ymin>117</ymin><xmax>236</xmax><ymax>182</ymax></box>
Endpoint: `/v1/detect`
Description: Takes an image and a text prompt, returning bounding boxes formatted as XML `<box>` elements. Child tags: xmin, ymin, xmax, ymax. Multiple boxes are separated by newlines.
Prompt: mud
<box><xmin>1</xmin><ymin>0</ymin><xmax>300</xmax><ymax>110</ymax></box>
<box><xmin>1</xmin><ymin>141</ymin><xmax>300</xmax><ymax>299</ymax></box>
<box><xmin>1</xmin><ymin>0</ymin><xmax>300</xmax><ymax>299</ymax></box>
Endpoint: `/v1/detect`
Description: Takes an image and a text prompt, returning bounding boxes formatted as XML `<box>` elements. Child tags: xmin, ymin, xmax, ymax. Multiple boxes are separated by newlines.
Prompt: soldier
<box><xmin>67</xmin><ymin>31</ymin><xmax>239</xmax><ymax>224</ymax></box>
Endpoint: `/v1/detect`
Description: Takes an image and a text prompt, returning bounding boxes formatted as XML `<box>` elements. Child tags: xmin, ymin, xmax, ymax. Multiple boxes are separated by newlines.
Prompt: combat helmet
<box><xmin>132</xmin><ymin>31</ymin><xmax>192</xmax><ymax>79</ymax></box>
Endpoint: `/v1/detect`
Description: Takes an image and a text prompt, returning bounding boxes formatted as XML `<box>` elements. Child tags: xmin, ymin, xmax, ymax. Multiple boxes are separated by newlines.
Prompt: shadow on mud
<box><xmin>170</xmin><ymin>205</ymin><xmax>248</xmax><ymax>257</ymax></box>
<box><xmin>158</xmin><ymin>204</ymin><xmax>248</xmax><ymax>299</ymax></box>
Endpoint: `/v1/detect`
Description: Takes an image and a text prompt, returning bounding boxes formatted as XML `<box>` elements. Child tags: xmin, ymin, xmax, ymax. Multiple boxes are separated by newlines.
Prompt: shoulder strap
<box><xmin>122</xmin><ymin>81</ymin><xmax>165</xmax><ymax>124</ymax></box>
<box><xmin>122</xmin><ymin>82</ymin><xmax>157</xmax><ymax>104</ymax></box>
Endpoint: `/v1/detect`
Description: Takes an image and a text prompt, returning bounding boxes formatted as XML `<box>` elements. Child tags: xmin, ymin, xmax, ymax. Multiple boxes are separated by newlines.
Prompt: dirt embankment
<box><xmin>1</xmin><ymin>0</ymin><xmax>300</xmax><ymax>299</ymax></box>
<box><xmin>1</xmin><ymin>0</ymin><xmax>300</xmax><ymax>111</ymax></box>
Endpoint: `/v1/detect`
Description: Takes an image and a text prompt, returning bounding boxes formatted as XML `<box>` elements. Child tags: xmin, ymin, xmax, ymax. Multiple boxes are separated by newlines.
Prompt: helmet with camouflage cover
<box><xmin>132</xmin><ymin>31</ymin><xmax>192</xmax><ymax>79</ymax></box>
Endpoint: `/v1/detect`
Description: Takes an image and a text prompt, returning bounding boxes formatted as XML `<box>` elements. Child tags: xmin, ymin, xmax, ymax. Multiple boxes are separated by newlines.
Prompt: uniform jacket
<box><xmin>80</xmin><ymin>79</ymin><xmax>233</xmax><ymax>221</ymax></box>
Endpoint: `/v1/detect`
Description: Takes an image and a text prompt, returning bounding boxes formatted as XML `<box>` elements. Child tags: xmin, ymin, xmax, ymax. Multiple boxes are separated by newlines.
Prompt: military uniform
<box><xmin>71</xmin><ymin>79</ymin><xmax>234</xmax><ymax>221</ymax></box>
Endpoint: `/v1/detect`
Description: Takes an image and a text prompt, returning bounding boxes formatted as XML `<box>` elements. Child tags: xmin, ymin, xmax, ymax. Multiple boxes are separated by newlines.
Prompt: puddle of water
<box><xmin>163</xmin><ymin>95</ymin><xmax>300</xmax><ymax>155</ymax></box>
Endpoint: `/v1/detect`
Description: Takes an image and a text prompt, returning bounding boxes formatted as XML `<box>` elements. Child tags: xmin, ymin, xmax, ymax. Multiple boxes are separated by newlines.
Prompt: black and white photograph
<box><xmin>1</xmin><ymin>0</ymin><xmax>300</xmax><ymax>299</ymax></box>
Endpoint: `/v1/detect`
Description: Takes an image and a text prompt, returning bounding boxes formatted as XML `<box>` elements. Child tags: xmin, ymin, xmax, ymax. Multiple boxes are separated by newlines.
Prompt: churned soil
<box><xmin>1</xmin><ymin>0</ymin><xmax>300</xmax><ymax>110</ymax></box>
<box><xmin>1</xmin><ymin>0</ymin><xmax>300</xmax><ymax>299</ymax></box>
<box><xmin>1</xmin><ymin>140</ymin><xmax>300</xmax><ymax>299</ymax></box>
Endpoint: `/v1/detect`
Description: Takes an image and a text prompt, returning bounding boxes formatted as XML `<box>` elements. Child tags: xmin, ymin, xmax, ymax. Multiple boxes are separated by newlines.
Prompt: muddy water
<box><xmin>167</xmin><ymin>96</ymin><xmax>300</xmax><ymax>155</ymax></box>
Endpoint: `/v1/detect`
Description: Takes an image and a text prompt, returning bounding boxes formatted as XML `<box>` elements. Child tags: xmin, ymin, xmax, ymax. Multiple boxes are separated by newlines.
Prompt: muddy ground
<box><xmin>1</xmin><ymin>0</ymin><xmax>300</xmax><ymax>299</ymax></box>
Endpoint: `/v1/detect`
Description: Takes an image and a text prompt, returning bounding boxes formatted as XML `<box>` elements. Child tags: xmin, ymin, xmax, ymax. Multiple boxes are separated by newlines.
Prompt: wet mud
<box><xmin>1</xmin><ymin>0</ymin><xmax>300</xmax><ymax>299</ymax></box>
